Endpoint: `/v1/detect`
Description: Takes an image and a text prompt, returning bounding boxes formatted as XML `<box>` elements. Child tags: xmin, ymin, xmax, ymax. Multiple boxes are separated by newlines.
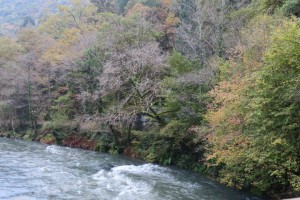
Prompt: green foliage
<box><xmin>94</xmin><ymin>133</ymin><xmax>114</xmax><ymax>152</ymax></box>
<box><xmin>280</xmin><ymin>0</ymin><xmax>300</xmax><ymax>16</ymax></box>
<box><xmin>0</xmin><ymin>103</ymin><xmax>14</xmax><ymax>120</ymax></box>
<box><xmin>39</xmin><ymin>134</ymin><xmax>56</xmax><ymax>144</ymax></box>
<box><xmin>263</xmin><ymin>0</ymin><xmax>285</xmax><ymax>13</ymax></box>
<box><xmin>228</xmin><ymin>5</ymin><xmax>261</xmax><ymax>28</ymax></box>
<box><xmin>162</xmin><ymin>51</ymin><xmax>210</xmax><ymax>125</ymax></box>
<box><xmin>263</xmin><ymin>0</ymin><xmax>300</xmax><ymax>16</ymax></box>
<box><xmin>0</xmin><ymin>131</ymin><xmax>21</xmax><ymax>138</ymax></box>
<box><xmin>69</xmin><ymin>48</ymin><xmax>104</xmax><ymax>114</ymax></box>
<box><xmin>1</xmin><ymin>0</ymin><xmax>300</xmax><ymax>198</ymax></box>
<box><xmin>99</xmin><ymin>12</ymin><xmax>158</xmax><ymax>47</ymax></box>
<box><xmin>168</xmin><ymin>51</ymin><xmax>195</xmax><ymax>75</ymax></box>
<box><xmin>244</xmin><ymin>19</ymin><xmax>300</xmax><ymax>196</ymax></box>
<box><xmin>125</xmin><ymin>0</ymin><xmax>160</xmax><ymax>10</ymax></box>
<box><xmin>109</xmin><ymin>145</ymin><xmax>122</xmax><ymax>154</ymax></box>
<box><xmin>133</xmin><ymin>121</ymin><xmax>204</xmax><ymax>169</ymax></box>
<box><xmin>206</xmin><ymin>18</ymin><xmax>300</xmax><ymax>198</ymax></box>
<box><xmin>22</xmin><ymin>130</ymin><xmax>36</xmax><ymax>141</ymax></box>
<box><xmin>44</xmin><ymin>91</ymin><xmax>77</xmax><ymax>131</ymax></box>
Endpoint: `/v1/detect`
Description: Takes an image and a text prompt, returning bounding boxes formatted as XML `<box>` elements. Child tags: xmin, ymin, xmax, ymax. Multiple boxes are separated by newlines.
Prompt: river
<box><xmin>0</xmin><ymin>138</ymin><xmax>260</xmax><ymax>200</ymax></box>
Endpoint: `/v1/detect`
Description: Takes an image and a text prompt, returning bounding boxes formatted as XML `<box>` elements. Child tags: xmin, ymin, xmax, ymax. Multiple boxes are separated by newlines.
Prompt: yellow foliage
<box><xmin>206</xmin><ymin>15</ymin><xmax>277</xmax><ymax>136</ymax></box>
<box><xmin>161</xmin><ymin>0</ymin><xmax>172</xmax><ymax>8</ymax></box>
<box><xmin>165</xmin><ymin>13</ymin><xmax>180</xmax><ymax>27</ymax></box>
<box><xmin>202</xmin><ymin>16</ymin><xmax>300</xmax><ymax>197</ymax></box>
<box><xmin>42</xmin><ymin>28</ymin><xmax>80</xmax><ymax>66</ymax></box>
<box><xmin>126</xmin><ymin>3</ymin><xmax>150</xmax><ymax>17</ymax></box>
<box><xmin>40</xmin><ymin>0</ymin><xmax>99</xmax><ymax>38</ymax></box>
<box><xmin>0</xmin><ymin>37</ymin><xmax>23</xmax><ymax>62</ymax></box>
<box><xmin>61</xmin><ymin>28</ymin><xmax>81</xmax><ymax>45</ymax></box>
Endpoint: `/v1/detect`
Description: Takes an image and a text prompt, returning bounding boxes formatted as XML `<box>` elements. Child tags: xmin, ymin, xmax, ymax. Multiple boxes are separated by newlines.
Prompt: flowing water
<box><xmin>0</xmin><ymin>138</ymin><xmax>259</xmax><ymax>200</ymax></box>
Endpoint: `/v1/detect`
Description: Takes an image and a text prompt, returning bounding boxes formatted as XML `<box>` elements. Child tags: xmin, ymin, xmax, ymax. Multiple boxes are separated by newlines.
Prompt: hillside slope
<box><xmin>0</xmin><ymin>0</ymin><xmax>67</xmax><ymax>35</ymax></box>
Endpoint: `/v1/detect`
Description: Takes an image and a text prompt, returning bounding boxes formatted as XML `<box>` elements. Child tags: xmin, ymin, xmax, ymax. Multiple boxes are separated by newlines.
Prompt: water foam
<box><xmin>92</xmin><ymin>164</ymin><xmax>162</xmax><ymax>200</ymax></box>
<box><xmin>45</xmin><ymin>145</ymin><xmax>62</xmax><ymax>154</ymax></box>
<box><xmin>91</xmin><ymin>164</ymin><xmax>204</xmax><ymax>200</ymax></box>
<box><xmin>1</xmin><ymin>138</ymin><xmax>251</xmax><ymax>200</ymax></box>
<box><xmin>112</xmin><ymin>164</ymin><xmax>170</xmax><ymax>178</ymax></box>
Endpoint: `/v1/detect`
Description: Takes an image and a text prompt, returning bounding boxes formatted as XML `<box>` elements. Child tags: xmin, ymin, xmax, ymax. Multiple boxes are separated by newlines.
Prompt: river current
<box><xmin>0</xmin><ymin>138</ymin><xmax>260</xmax><ymax>200</ymax></box>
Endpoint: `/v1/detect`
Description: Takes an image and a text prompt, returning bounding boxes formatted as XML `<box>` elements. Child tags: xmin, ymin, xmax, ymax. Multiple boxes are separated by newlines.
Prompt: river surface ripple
<box><xmin>0</xmin><ymin>138</ymin><xmax>260</xmax><ymax>200</ymax></box>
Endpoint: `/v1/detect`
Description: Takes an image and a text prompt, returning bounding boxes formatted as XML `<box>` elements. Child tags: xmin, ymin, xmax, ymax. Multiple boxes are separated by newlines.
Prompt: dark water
<box><xmin>0</xmin><ymin>138</ymin><xmax>259</xmax><ymax>200</ymax></box>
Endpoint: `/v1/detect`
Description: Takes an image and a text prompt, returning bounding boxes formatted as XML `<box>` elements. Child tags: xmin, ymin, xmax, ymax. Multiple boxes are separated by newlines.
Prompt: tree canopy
<box><xmin>0</xmin><ymin>0</ymin><xmax>299</xmax><ymax>198</ymax></box>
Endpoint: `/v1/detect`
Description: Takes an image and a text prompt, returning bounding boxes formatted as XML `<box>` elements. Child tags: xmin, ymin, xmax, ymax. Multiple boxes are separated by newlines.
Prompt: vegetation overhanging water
<box><xmin>0</xmin><ymin>0</ymin><xmax>299</xmax><ymax>199</ymax></box>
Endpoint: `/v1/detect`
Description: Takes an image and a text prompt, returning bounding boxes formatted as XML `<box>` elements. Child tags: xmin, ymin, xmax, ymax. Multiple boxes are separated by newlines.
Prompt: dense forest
<box><xmin>0</xmin><ymin>0</ymin><xmax>299</xmax><ymax>199</ymax></box>
<box><xmin>0</xmin><ymin>0</ymin><xmax>68</xmax><ymax>35</ymax></box>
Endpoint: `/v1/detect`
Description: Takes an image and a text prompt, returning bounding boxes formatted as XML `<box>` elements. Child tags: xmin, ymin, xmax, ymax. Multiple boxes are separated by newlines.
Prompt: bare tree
<box><xmin>174</xmin><ymin>0</ymin><xmax>250</xmax><ymax>62</ymax></box>
<box><xmin>99</xmin><ymin>42</ymin><xmax>167</xmax><ymax>145</ymax></box>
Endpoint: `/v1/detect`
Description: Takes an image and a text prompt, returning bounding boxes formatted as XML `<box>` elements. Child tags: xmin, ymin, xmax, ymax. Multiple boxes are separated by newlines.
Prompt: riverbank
<box><xmin>0</xmin><ymin>126</ymin><xmax>204</xmax><ymax>165</ymax></box>
<box><xmin>0</xmin><ymin>131</ymin><xmax>98</xmax><ymax>150</ymax></box>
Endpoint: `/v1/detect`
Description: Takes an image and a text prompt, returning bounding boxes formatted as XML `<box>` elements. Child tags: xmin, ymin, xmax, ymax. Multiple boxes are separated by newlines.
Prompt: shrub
<box><xmin>280</xmin><ymin>0</ymin><xmax>300</xmax><ymax>16</ymax></box>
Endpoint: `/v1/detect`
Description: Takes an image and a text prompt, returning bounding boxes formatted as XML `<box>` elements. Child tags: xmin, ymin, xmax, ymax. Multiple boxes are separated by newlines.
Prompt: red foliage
<box><xmin>56</xmin><ymin>86</ymin><xmax>69</xmax><ymax>95</ymax></box>
<box><xmin>123</xmin><ymin>146</ymin><xmax>137</xmax><ymax>158</ymax></box>
<box><xmin>62</xmin><ymin>135</ymin><xmax>97</xmax><ymax>150</ymax></box>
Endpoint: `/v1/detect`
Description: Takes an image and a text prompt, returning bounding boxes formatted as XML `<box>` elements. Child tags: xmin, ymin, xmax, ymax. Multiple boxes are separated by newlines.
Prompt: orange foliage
<box><xmin>204</xmin><ymin>55</ymin><xmax>250</xmax><ymax>168</ymax></box>
<box><xmin>203</xmin><ymin>15</ymin><xmax>276</xmax><ymax>176</ymax></box>
<box><xmin>206</xmin><ymin>76</ymin><xmax>246</xmax><ymax>130</ymax></box>
<box><xmin>161</xmin><ymin>0</ymin><xmax>172</xmax><ymax>8</ymax></box>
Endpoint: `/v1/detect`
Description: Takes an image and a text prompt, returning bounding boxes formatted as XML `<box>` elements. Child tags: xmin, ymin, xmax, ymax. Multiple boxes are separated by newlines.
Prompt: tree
<box><xmin>68</xmin><ymin>46</ymin><xmax>104</xmax><ymax>115</ymax></box>
<box><xmin>0</xmin><ymin>37</ymin><xmax>23</xmax><ymax>64</ymax></box>
<box><xmin>162</xmin><ymin>51</ymin><xmax>214</xmax><ymax>125</ymax></box>
<box><xmin>244</xmin><ymin>19</ymin><xmax>300</xmax><ymax>196</ymax></box>
<box><xmin>174</xmin><ymin>0</ymin><xmax>251</xmax><ymax>62</ymax></box>
<box><xmin>204</xmin><ymin>16</ymin><xmax>300</xmax><ymax>198</ymax></box>
<box><xmin>174</xmin><ymin>0</ymin><xmax>225</xmax><ymax>62</ymax></box>
<box><xmin>91</xmin><ymin>0</ymin><xmax>128</xmax><ymax>13</ymax></box>
<box><xmin>99</xmin><ymin>42</ymin><xmax>167</xmax><ymax>146</ymax></box>
<box><xmin>40</xmin><ymin>0</ymin><xmax>99</xmax><ymax>39</ymax></box>
<box><xmin>0</xmin><ymin>37</ymin><xmax>24</xmax><ymax>132</ymax></box>
<box><xmin>263</xmin><ymin>0</ymin><xmax>285</xmax><ymax>13</ymax></box>
<box><xmin>21</xmin><ymin>16</ymin><xmax>35</xmax><ymax>28</ymax></box>
<box><xmin>280</xmin><ymin>0</ymin><xmax>300</xmax><ymax>16</ymax></box>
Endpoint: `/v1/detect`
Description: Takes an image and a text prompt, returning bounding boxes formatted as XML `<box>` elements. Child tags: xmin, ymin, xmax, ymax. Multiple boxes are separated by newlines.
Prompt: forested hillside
<box><xmin>0</xmin><ymin>0</ymin><xmax>67</xmax><ymax>35</ymax></box>
<box><xmin>0</xmin><ymin>0</ymin><xmax>299</xmax><ymax>199</ymax></box>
